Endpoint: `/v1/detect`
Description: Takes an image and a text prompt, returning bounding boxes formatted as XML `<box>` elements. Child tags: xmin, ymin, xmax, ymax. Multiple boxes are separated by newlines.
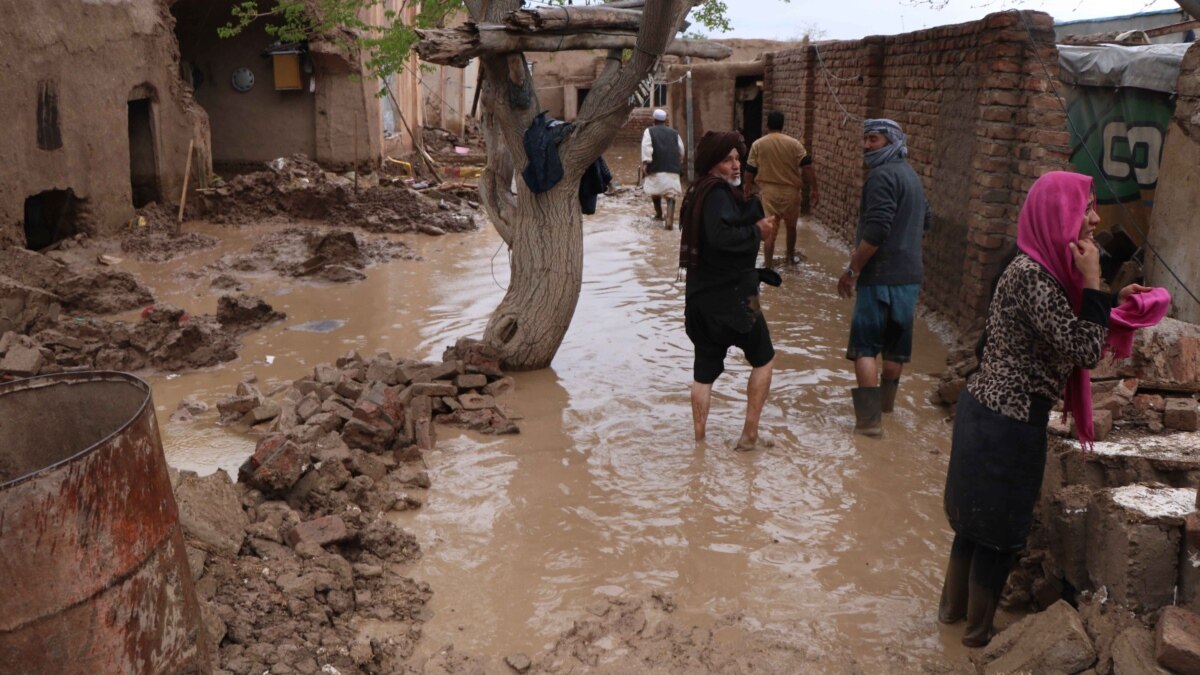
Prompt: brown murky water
<box><xmin>133</xmin><ymin>152</ymin><xmax>971</xmax><ymax>671</ymax></box>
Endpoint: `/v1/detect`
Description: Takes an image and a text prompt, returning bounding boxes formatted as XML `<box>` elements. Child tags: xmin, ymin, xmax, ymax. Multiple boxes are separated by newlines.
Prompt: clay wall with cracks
<box><xmin>763</xmin><ymin>11</ymin><xmax>1072</xmax><ymax>331</ymax></box>
<box><xmin>0</xmin><ymin>0</ymin><xmax>212</xmax><ymax>246</ymax></box>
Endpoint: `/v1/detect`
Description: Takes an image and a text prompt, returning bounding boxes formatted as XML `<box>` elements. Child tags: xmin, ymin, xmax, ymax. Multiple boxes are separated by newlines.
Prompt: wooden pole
<box><xmin>177</xmin><ymin>138</ymin><xmax>195</xmax><ymax>233</ymax></box>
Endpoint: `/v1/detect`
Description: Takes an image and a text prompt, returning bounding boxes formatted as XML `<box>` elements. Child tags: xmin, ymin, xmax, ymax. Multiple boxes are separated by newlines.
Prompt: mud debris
<box><xmin>198</xmin><ymin>154</ymin><xmax>477</xmax><ymax>235</ymax></box>
<box><xmin>0</xmin><ymin>294</ymin><xmax>285</xmax><ymax>378</ymax></box>
<box><xmin>121</xmin><ymin>228</ymin><xmax>219</xmax><ymax>263</ymax></box>
<box><xmin>209</xmin><ymin>227</ymin><xmax>418</xmax><ymax>283</ymax></box>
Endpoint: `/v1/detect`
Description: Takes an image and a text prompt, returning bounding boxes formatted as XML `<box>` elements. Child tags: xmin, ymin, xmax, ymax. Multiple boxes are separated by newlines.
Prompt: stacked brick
<box><xmin>763</xmin><ymin>11</ymin><xmax>1071</xmax><ymax>330</ymax></box>
<box><xmin>616</xmin><ymin>108</ymin><xmax>656</xmax><ymax>144</ymax></box>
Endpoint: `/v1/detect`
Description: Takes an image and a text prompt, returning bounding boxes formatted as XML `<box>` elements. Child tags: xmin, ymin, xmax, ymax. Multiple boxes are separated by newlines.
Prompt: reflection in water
<box><xmin>138</xmin><ymin>166</ymin><xmax>967</xmax><ymax>669</ymax></box>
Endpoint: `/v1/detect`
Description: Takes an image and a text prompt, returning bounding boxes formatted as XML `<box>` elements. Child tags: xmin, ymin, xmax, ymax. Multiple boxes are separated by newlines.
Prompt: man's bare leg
<box><xmin>652</xmin><ymin>196</ymin><xmax>663</xmax><ymax>220</ymax></box>
<box><xmin>691</xmin><ymin>381</ymin><xmax>713</xmax><ymax>441</ymax></box>
<box><xmin>784</xmin><ymin>211</ymin><xmax>802</xmax><ymax>263</ymax></box>
<box><xmin>762</xmin><ymin>228</ymin><xmax>777</xmax><ymax>269</ymax></box>
<box><xmin>854</xmin><ymin>356</ymin><xmax>878</xmax><ymax>388</ymax></box>
<box><xmin>736</xmin><ymin>358</ymin><xmax>774</xmax><ymax>450</ymax></box>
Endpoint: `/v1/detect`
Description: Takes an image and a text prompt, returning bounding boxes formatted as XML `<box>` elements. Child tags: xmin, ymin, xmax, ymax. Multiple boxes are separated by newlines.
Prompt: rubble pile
<box><xmin>210</xmin><ymin>228</ymin><xmax>418</xmax><ymax>284</ymax></box>
<box><xmin>205</xmin><ymin>337</ymin><xmax>518</xmax><ymax>449</ymax></box>
<box><xmin>198</xmin><ymin>154</ymin><xmax>476</xmax><ymax>235</ymax></box>
<box><xmin>174</xmin><ymin>339</ymin><xmax>518</xmax><ymax>674</ymax></box>
<box><xmin>0</xmin><ymin>294</ymin><xmax>284</xmax><ymax>378</ymax></box>
<box><xmin>968</xmin><ymin>596</ymin><xmax>1200</xmax><ymax>675</ymax></box>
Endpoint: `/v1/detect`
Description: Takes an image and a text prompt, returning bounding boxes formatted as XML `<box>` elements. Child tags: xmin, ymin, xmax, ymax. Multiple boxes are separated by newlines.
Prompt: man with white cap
<box><xmin>641</xmin><ymin>108</ymin><xmax>685</xmax><ymax>230</ymax></box>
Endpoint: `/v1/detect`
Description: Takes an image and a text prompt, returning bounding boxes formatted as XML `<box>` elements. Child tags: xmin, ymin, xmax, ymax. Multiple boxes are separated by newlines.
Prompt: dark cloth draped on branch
<box><xmin>678</xmin><ymin>131</ymin><xmax>747</xmax><ymax>270</ymax></box>
<box><xmin>522</xmin><ymin>113</ymin><xmax>573</xmax><ymax>193</ymax></box>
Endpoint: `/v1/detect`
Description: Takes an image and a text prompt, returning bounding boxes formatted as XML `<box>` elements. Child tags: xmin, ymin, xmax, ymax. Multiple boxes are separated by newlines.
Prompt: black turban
<box><xmin>693</xmin><ymin>131</ymin><xmax>747</xmax><ymax>176</ymax></box>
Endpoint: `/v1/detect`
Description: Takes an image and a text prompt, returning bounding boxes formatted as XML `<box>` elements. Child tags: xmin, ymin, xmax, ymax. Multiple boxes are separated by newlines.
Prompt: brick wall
<box><xmin>616</xmin><ymin>108</ymin><xmax>656</xmax><ymax>143</ymax></box>
<box><xmin>764</xmin><ymin>11</ymin><xmax>1071</xmax><ymax>331</ymax></box>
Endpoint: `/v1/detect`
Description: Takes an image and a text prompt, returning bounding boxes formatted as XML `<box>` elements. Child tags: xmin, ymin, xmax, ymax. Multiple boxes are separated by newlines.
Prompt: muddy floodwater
<box><xmin>134</xmin><ymin>157</ymin><xmax>972</xmax><ymax>671</ymax></box>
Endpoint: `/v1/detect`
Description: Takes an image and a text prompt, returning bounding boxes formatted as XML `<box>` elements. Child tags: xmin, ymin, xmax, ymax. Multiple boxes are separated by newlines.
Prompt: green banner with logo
<box><xmin>1067</xmin><ymin>86</ymin><xmax>1174</xmax><ymax>246</ymax></box>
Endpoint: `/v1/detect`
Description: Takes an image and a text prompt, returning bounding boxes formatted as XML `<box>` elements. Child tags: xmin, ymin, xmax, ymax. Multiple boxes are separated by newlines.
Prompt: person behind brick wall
<box><xmin>743</xmin><ymin>110</ymin><xmax>820</xmax><ymax>268</ymax></box>
<box><xmin>641</xmin><ymin>108</ymin><xmax>685</xmax><ymax>230</ymax></box>
<box><xmin>836</xmin><ymin>118</ymin><xmax>931</xmax><ymax>437</ymax></box>
<box><xmin>937</xmin><ymin>171</ymin><xmax>1151</xmax><ymax>648</ymax></box>
<box><xmin>678</xmin><ymin>130</ymin><xmax>780</xmax><ymax>452</ymax></box>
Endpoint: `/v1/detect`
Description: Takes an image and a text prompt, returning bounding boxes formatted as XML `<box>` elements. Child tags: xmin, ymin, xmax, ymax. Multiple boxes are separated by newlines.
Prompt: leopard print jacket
<box><xmin>967</xmin><ymin>254</ymin><xmax>1110</xmax><ymax>423</ymax></box>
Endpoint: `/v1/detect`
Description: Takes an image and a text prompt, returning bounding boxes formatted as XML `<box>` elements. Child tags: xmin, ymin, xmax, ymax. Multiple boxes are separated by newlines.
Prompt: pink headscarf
<box><xmin>1017</xmin><ymin>171</ymin><xmax>1169</xmax><ymax>450</ymax></box>
<box><xmin>1016</xmin><ymin>172</ymin><xmax>1097</xmax><ymax>447</ymax></box>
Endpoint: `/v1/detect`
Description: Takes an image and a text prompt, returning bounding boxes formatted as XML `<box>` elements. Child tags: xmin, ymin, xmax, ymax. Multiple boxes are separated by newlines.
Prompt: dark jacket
<box><xmin>685</xmin><ymin>186</ymin><xmax>765</xmax><ymax>333</ymax></box>
<box><xmin>855</xmin><ymin>159</ymin><xmax>931</xmax><ymax>286</ymax></box>
<box><xmin>647</xmin><ymin>125</ymin><xmax>682</xmax><ymax>174</ymax></box>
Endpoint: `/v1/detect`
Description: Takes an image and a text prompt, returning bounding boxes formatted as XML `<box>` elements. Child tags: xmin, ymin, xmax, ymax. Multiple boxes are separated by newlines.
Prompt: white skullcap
<box><xmin>652</xmin><ymin>109</ymin><xmax>668</xmax><ymax>121</ymax></box>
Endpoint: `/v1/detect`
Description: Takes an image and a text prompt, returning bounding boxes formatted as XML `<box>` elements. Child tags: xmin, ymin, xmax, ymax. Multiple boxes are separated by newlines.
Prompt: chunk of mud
<box><xmin>210</xmin><ymin>274</ymin><xmax>248</xmax><ymax>292</ymax></box>
<box><xmin>216</xmin><ymin>294</ymin><xmax>286</xmax><ymax>333</ymax></box>
<box><xmin>57</xmin><ymin>268</ymin><xmax>154</xmax><ymax>315</ymax></box>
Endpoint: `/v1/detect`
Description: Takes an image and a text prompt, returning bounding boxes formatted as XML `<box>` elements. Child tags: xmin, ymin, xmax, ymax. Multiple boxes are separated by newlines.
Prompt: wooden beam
<box><xmin>416</xmin><ymin>25</ymin><xmax>732</xmax><ymax>66</ymax></box>
<box><xmin>1144</xmin><ymin>19</ymin><xmax>1200</xmax><ymax>37</ymax></box>
<box><xmin>505</xmin><ymin>6</ymin><xmax>643</xmax><ymax>33</ymax></box>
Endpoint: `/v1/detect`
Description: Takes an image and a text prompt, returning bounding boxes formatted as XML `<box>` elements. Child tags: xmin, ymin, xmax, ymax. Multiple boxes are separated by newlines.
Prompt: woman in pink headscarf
<box><xmin>937</xmin><ymin>171</ymin><xmax>1149</xmax><ymax>647</ymax></box>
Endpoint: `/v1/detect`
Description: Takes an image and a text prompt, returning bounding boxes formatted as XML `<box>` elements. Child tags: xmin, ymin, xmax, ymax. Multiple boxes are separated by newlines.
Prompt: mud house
<box><xmin>525</xmin><ymin>39</ymin><xmax>795</xmax><ymax>146</ymax></box>
<box><xmin>169</xmin><ymin>0</ymin><xmax>423</xmax><ymax>172</ymax></box>
<box><xmin>0</xmin><ymin>0</ymin><xmax>430</xmax><ymax>250</ymax></box>
<box><xmin>0</xmin><ymin>0</ymin><xmax>210</xmax><ymax>249</ymax></box>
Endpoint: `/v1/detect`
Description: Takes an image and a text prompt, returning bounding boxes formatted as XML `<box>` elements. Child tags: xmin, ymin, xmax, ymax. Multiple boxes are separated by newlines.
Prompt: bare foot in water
<box><xmin>735</xmin><ymin>433</ymin><xmax>775</xmax><ymax>452</ymax></box>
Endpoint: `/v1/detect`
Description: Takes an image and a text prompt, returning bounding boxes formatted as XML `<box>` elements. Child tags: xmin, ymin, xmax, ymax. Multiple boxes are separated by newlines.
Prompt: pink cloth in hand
<box><xmin>1065</xmin><ymin>286</ymin><xmax>1171</xmax><ymax>452</ymax></box>
<box><xmin>1105</xmin><ymin>287</ymin><xmax>1171</xmax><ymax>360</ymax></box>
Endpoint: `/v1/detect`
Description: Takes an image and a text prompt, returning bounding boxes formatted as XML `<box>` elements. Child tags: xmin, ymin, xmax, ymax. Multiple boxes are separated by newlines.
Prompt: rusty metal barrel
<box><xmin>0</xmin><ymin>372</ymin><xmax>210</xmax><ymax>674</ymax></box>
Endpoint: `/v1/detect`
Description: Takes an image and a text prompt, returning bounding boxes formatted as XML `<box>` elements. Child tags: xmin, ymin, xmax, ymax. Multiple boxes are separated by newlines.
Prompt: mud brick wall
<box><xmin>764</xmin><ymin>11</ymin><xmax>1071</xmax><ymax>330</ymax></box>
<box><xmin>616</xmin><ymin>109</ymin><xmax>657</xmax><ymax>144</ymax></box>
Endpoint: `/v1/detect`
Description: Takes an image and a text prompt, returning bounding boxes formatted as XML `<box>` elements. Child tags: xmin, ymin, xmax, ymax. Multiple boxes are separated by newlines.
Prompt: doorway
<box><xmin>128</xmin><ymin>98</ymin><xmax>161</xmax><ymax>207</ymax></box>
<box><xmin>24</xmin><ymin>190</ymin><xmax>82</xmax><ymax>250</ymax></box>
<box><xmin>735</xmin><ymin>76</ymin><xmax>764</xmax><ymax>147</ymax></box>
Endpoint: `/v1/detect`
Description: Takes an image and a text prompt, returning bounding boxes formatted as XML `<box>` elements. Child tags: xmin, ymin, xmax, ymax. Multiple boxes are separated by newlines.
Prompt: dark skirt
<box><xmin>943</xmin><ymin>389</ymin><xmax>1049</xmax><ymax>552</ymax></box>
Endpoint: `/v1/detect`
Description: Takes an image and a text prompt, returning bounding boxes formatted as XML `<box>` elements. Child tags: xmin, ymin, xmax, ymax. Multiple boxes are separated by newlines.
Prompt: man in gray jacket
<box><xmin>836</xmin><ymin>118</ymin><xmax>931</xmax><ymax>436</ymax></box>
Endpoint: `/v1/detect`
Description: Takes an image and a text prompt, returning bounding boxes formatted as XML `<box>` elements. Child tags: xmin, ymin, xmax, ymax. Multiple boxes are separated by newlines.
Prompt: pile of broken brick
<box><xmin>216</xmin><ymin>336</ymin><xmax>518</xmax><ymax>497</ymax></box>
<box><xmin>173</xmin><ymin>337</ymin><xmax>519</xmax><ymax>674</ymax></box>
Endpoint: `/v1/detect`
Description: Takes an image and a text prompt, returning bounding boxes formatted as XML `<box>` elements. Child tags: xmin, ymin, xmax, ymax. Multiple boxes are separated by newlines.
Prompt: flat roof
<box><xmin>1055</xmin><ymin>7</ymin><xmax>1186</xmax><ymax>27</ymax></box>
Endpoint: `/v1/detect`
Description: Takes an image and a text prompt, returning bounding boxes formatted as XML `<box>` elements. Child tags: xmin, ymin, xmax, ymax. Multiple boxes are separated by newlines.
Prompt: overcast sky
<box><xmin>707</xmin><ymin>0</ymin><xmax>1183</xmax><ymax>40</ymax></box>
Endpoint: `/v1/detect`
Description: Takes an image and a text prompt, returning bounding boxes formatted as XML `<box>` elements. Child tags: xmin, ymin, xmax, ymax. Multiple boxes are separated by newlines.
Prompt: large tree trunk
<box><xmin>484</xmin><ymin>184</ymin><xmax>584</xmax><ymax>370</ymax></box>
<box><xmin>458</xmin><ymin>0</ymin><xmax>697</xmax><ymax>370</ymax></box>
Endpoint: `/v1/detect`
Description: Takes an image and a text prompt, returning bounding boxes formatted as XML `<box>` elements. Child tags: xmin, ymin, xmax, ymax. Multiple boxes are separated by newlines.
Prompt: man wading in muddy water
<box><xmin>641</xmin><ymin>109</ymin><xmax>685</xmax><ymax>230</ymax></box>
<box><xmin>837</xmin><ymin>118</ymin><xmax>931</xmax><ymax>437</ymax></box>
<box><xmin>680</xmin><ymin>131</ymin><xmax>780</xmax><ymax>451</ymax></box>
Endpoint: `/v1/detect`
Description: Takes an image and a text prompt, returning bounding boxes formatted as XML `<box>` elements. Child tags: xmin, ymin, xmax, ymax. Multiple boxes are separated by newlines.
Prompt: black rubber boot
<box><xmin>881</xmin><ymin>377</ymin><xmax>900</xmax><ymax>413</ymax></box>
<box><xmin>664</xmin><ymin>198</ymin><xmax>676</xmax><ymax>231</ymax></box>
<box><xmin>962</xmin><ymin>581</ymin><xmax>1000</xmax><ymax>648</ymax></box>
<box><xmin>851</xmin><ymin>387</ymin><xmax>883</xmax><ymax>437</ymax></box>
<box><xmin>652</xmin><ymin>196</ymin><xmax>663</xmax><ymax>220</ymax></box>
<box><xmin>938</xmin><ymin>550</ymin><xmax>970</xmax><ymax>624</ymax></box>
